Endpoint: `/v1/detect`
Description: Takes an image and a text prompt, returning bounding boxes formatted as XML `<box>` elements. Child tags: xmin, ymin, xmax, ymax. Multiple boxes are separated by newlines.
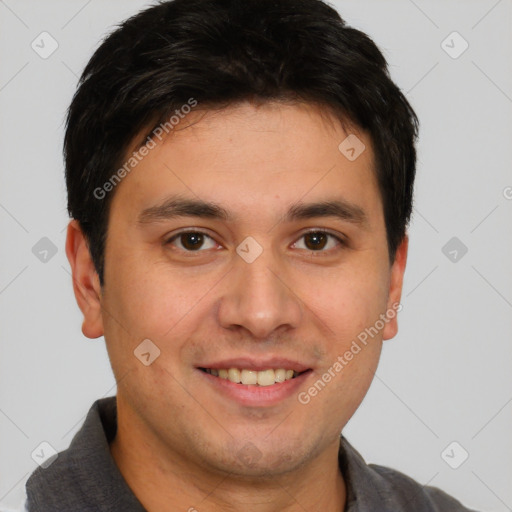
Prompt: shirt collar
<box><xmin>27</xmin><ymin>395</ymin><xmax>399</xmax><ymax>512</ymax></box>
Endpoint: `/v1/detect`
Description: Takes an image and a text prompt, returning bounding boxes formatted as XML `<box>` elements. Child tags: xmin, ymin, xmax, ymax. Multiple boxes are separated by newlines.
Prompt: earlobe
<box><xmin>382</xmin><ymin>234</ymin><xmax>408</xmax><ymax>341</ymax></box>
<box><xmin>65</xmin><ymin>220</ymin><xmax>104</xmax><ymax>339</ymax></box>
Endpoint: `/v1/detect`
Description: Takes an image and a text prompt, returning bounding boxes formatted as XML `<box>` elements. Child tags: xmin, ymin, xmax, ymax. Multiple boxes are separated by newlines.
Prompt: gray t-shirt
<box><xmin>24</xmin><ymin>396</ymin><xmax>478</xmax><ymax>511</ymax></box>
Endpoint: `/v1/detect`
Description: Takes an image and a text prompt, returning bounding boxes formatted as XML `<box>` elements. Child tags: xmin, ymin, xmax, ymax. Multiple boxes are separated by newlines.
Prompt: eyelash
<box><xmin>164</xmin><ymin>229</ymin><xmax>346</xmax><ymax>254</ymax></box>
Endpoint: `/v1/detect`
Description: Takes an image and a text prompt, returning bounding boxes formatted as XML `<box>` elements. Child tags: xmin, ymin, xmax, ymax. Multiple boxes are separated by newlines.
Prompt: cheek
<box><xmin>104</xmin><ymin>258</ymin><xmax>223</xmax><ymax>342</ymax></box>
<box><xmin>303</xmin><ymin>263</ymin><xmax>390</xmax><ymax>339</ymax></box>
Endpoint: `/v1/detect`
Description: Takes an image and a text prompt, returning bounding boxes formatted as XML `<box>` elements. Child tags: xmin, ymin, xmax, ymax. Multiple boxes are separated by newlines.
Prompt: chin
<box><xmin>202</xmin><ymin>435</ymin><xmax>319</xmax><ymax>479</ymax></box>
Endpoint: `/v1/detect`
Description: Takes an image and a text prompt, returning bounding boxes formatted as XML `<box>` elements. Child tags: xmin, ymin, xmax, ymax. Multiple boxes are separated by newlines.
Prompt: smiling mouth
<box><xmin>198</xmin><ymin>367</ymin><xmax>309</xmax><ymax>386</ymax></box>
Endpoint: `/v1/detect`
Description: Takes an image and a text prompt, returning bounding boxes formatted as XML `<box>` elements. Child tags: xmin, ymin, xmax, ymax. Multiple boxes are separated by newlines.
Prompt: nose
<box><xmin>217</xmin><ymin>247</ymin><xmax>303</xmax><ymax>339</ymax></box>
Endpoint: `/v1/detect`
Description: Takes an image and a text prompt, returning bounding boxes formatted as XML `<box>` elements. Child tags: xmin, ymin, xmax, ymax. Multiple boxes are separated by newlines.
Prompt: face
<box><xmin>68</xmin><ymin>101</ymin><xmax>407</xmax><ymax>478</ymax></box>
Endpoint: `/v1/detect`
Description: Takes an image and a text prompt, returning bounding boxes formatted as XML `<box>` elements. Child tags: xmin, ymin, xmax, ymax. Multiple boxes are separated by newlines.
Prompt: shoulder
<box><xmin>340</xmin><ymin>437</ymin><xmax>478</xmax><ymax>512</ymax></box>
<box><xmin>368</xmin><ymin>462</ymin><xmax>478</xmax><ymax>511</ymax></box>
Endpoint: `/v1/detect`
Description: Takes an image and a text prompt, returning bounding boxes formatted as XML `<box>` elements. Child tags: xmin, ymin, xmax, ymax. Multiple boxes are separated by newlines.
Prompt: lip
<box><xmin>195</xmin><ymin>357</ymin><xmax>312</xmax><ymax>373</ymax></box>
<box><xmin>196</xmin><ymin>367</ymin><xmax>313</xmax><ymax>407</ymax></box>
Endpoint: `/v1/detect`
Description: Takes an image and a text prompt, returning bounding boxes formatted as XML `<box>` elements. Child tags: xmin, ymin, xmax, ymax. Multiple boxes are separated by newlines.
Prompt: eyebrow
<box><xmin>137</xmin><ymin>194</ymin><xmax>368</xmax><ymax>227</ymax></box>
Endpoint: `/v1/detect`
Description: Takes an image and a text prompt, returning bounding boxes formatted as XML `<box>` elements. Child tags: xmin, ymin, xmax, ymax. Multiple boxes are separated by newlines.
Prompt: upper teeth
<box><xmin>204</xmin><ymin>368</ymin><xmax>297</xmax><ymax>386</ymax></box>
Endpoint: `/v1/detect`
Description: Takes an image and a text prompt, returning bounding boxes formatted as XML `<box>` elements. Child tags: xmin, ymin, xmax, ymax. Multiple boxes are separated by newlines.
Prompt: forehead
<box><xmin>109</xmin><ymin>101</ymin><xmax>382</xmax><ymax>225</ymax></box>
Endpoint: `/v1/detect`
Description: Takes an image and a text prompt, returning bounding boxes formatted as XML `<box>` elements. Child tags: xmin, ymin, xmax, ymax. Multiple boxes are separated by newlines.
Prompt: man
<box><xmin>24</xmin><ymin>0</ymin><xmax>477</xmax><ymax>510</ymax></box>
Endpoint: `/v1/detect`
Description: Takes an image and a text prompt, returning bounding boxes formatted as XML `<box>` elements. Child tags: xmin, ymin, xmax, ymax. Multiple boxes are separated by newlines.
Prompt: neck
<box><xmin>110</xmin><ymin>399</ymin><xmax>346</xmax><ymax>512</ymax></box>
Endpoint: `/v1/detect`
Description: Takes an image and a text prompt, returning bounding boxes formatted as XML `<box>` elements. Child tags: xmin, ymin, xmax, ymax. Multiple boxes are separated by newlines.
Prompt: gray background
<box><xmin>1</xmin><ymin>0</ymin><xmax>511</xmax><ymax>510</ymax></box>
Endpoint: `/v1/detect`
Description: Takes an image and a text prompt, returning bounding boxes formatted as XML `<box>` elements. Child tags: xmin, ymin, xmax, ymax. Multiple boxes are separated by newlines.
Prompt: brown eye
<box><xmin>293</xmin><ymin>230</ymin><xmax>344</xmax><ymax>252</ymax></box>
<box><xmin>304</xmin><ymin>232</ymin><xmax>328</xmax><ymax>250</ymax></box>
<box><xmin>166</xmin><ymin>231</ymin><xmax>217</xmax><ymax>251</ymax></box>
<box><xmin>180</xmin><ymin>232</ymin><xmax>204</xmax><ymax>250</ymax></box>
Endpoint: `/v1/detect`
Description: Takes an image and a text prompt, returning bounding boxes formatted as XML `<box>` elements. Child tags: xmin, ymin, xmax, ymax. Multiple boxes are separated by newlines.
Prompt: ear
<box><xmin>65</xmin><ymin>220</ymin><xmax>104</xmax><ymax>339</ymax></box>
<box><xmin>382</xmin><ymin>234</ymin><xmax>408</xmax><ymax>341</ymax></box>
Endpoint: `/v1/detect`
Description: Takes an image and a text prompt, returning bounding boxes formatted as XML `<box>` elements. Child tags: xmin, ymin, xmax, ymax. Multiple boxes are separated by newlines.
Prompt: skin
<box><xmin>66</xmin><ymin>101</ymin><xmax>408</xmax><ymax>512</ymax></box>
